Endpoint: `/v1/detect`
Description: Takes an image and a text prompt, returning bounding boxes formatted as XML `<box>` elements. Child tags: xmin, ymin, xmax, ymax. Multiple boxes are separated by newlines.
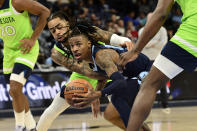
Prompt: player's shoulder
<box><xmin>12</xmin><ymin>0</ymin><xmax>23</xmax><ymax>6</ymax></box>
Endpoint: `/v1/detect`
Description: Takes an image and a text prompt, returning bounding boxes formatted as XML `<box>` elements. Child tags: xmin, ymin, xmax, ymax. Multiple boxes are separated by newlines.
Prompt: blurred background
<box><xmin>0</xmin><ymin>0</ymin><xmax>196</xmax><ymax>112</ymax></box>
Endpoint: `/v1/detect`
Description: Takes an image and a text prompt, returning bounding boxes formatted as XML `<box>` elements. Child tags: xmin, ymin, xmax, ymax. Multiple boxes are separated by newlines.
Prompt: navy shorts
<box><xmin>4</xmin><ymin>63</ymin><xmax>32</xmax><ymax>84</ymax></box>
<box><xmin>161</xmin><ymin>41</ymin><xmax>197</xmax><ymax>72</ymax></box>
<box><xmin>153</xmin><ymin>41</ymin><xmax>197</xmax><ymax>79</ymax></box>
<box><xmin>110</xmin><ymin>78</ymin><xmax>139</xmax><ymax>127</ymax></box>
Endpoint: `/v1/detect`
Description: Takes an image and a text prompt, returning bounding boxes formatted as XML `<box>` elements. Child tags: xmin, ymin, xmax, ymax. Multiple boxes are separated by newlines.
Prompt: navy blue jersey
<box><xmin>91</xmin><ymin>44</ymin><xmax>152</xmax><ymax>78</ymax></box>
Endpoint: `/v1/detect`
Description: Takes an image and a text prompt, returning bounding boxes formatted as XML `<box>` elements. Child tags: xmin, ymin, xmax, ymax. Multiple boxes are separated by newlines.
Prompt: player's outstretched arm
<box><xmin>51</xmin><ymin>48</ymin><xmax>108</xmax><ymax>80</ymax></box>
<box><xmin>119</xmin><ymin>0</ymin><xmax>174</xmax><ymax>67</ymax></box>
<box><xmin>92</xmin><ymin>26</ymin><xmax>132</xmax><ymax>47</ymax></box>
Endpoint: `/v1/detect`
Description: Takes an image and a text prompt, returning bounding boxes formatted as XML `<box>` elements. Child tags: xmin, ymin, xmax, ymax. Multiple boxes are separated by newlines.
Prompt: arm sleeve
<box><xmin>101</xmin><ymin>72</ymin><xmax>127</xmax><ymax>97</ymax></box>
<box><xmin>110</xmin><ymin>34</ymin><xmax>131</xmax><ymax>46</ymax></box>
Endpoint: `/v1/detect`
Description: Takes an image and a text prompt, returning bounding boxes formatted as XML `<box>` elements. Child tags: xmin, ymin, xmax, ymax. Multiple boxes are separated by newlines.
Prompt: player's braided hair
<box><xmin>68</xmin><ymin>20</ymin><xmax>99</xmax><ymax>46</ymax></box>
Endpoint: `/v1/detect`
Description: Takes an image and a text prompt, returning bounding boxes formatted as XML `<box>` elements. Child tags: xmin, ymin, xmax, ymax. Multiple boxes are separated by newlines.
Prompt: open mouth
<box><xmin>57</xmin><ymin>36</ymin><xmax>65</xmax><ymax>41</ymax></box>
<box><xmin>74</xmin><ymin>53</ymin><xmax>82</xmax><ymax>60</ymax></box>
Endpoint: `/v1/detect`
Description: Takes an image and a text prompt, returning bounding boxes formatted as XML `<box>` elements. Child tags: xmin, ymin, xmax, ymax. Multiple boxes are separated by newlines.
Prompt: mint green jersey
<box><xmin>1</xmin><ymin>0</ymin><xmax>39</xmax><ymax>74</ymax></box>
<box><xmin>0</xmin><ymin>0</ymin><xmax>37</xmax><ymax>48</ymax></box>
<box><xmin>170</xmin><ymin>0</ymin><xmax>197</xmax><ymax>57</ymax></box>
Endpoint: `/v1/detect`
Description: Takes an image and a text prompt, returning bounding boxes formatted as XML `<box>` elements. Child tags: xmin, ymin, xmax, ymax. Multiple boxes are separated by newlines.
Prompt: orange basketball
<box><xmin>64</xmin><ymin>79</ymin><xmax>93</xmax><ymax>108</ymax></box>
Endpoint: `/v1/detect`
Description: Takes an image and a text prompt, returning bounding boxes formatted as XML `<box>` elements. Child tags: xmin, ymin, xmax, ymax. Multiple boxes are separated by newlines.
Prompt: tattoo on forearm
<box><xmin>52</xmin><ymin>49</ymin><xmax>107</xmax><ymax>80</ymax></box>
<box><xmin>96</xmin><ymin>79</ymin><xmax>107</xmax><ymax>91</ymax></box>
<box><xmin>91</xmin><ymin>26</ymin><xmax>113</xmax><ymax>44</ymax></box>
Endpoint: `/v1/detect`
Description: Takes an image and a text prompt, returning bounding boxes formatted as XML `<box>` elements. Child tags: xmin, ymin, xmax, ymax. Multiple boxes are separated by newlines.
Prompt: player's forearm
<box><xmin>52</xmin><ymin>49</ymin><xmax>107</xmax><ymax>80</ymax></box>
<box><xmin>101</xmin><ymin>72</ymin><xmax>127</xmax><ymax>96</ymax></box>
<box><xmin>31</xmin><ymin>9</ymin><xmax>50</xmax><ymax>41</ymax></box>
<box><xmin>92</xmin><ymin>26</ymin><xmax>113</xmax><ymax>44</ymax></box>
<box><xmin>134</xmin><ymin>0</ymin><xmax>173</xmax><ymax>53</ymax></box>
<box><xmin>77</xmin><ymin>63</ymin><xmax>108</xmax><ymax>80</ymax></box>
<box><xmin>93</xmin><ymin>26</ymin><xmax>131</xmax><ymax>46</ymax></box>
<box><xmin>95</xmin><ymin>80</ymin><xmax>107</xmax><ymax>91</ymax></box>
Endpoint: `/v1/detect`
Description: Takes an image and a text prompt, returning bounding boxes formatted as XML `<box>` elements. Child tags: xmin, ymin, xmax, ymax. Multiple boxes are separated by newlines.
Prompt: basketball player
<box><xmin>36</xmin><ymin>11</ymin><xmax>133</xmax><ymax>131</ymax></box>
<box><xmin>118</xmin><ymin>0</ymin><xmax>197</xmax><ymax>130</ymax></box>
<box><xmin>67</xmin><ymin>26</ymin><xmax>152</xmax><ymax>130</ymax></box>
<box><xmin>0</xmin><ymin>0</ymin><xmax>50</xmax><ymax>131</ymax></box>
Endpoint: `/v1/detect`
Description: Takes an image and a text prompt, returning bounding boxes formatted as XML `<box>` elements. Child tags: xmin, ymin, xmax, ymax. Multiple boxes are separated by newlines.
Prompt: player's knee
<box><xmin>9</xmin><ymin>81</ymin><xmax>23</xmax><ymax>98</ymax></box>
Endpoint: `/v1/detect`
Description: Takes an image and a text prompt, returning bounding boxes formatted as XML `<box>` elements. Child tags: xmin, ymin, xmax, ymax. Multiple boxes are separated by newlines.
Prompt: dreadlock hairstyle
<box><xmin>68</xmin><ymin>20</ymin><xmax>99</xmax><ymax>46</ymax></box>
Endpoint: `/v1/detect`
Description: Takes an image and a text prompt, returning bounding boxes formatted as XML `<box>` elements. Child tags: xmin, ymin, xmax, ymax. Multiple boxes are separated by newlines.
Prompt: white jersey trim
<box><xmin>16</xmin><ymin>58</ymin><xmax>34</xmax><ymax>67</ymax></box>
<box><xmin>0</xmin><ymin>11</ymin><xmax>11</xmax><ymax>17</ymax></box>
<box><xmin>153</xmin><ymin>54</ymin><xmax>183</xmax><ymax>79</ymax></box>
<box><xmin>173</xmin><ymin>35</ymin><xmax>197</xmax><ymax>52</ymax></box>
<box><xmin>3</xmin><ymin>68</ymin><xmax>13</xmax><ymax>72</ymax></box>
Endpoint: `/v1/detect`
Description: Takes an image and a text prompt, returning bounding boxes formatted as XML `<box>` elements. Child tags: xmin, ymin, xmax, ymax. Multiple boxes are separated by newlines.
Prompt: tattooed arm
<box><xmin>51</xmin><ymin>48</ymin><xmax>108</xmax><ymax>80</ymax></box>
<box><xmin>95</xmin><ymin>49</ymin><xmax>120</xmax><ymax>77</ymax></box>
<box><xmin>72</xmin><ymin>49</ymin><xmax>127</xmax><ymax>108</ymax></box>
<box><xmin>91</xmin><ymin>26</ymin><xmax>132</xmax><ymax>47</ymax></box>
<box><xmin>96</xmin><ymin>79</ymin><xmax>107</xmax><ymax>91</ymax></box>
<box><xmin>89</xmin><ymin>26</ymin><xmax>113</xmax><ymax>44</ymax></box>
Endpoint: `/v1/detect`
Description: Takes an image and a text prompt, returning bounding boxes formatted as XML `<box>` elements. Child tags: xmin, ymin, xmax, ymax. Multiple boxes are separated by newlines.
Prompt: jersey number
<box><xmin>0</xmin><ymin>25</ymin><xmax>16</xmax><ymax>36</ymax></box>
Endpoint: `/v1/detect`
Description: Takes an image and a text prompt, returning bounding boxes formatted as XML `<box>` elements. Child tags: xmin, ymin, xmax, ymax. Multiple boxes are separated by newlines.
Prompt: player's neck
<box><xmin>0</xmin><ymin>0</ymin><xmax>5</xmax><ymax>8</ymax></box>
<box><xmin>85</xmin><ymin>56</ymin><xmax>93</xmax><ymax>63</ymax></box>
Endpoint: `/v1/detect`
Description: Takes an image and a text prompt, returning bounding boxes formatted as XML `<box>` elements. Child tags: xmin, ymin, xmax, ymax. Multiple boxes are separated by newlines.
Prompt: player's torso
<box><xmin>0</xmin><ymin>0</ymin><xmax>34</xmax><ymax>49</ymax></box>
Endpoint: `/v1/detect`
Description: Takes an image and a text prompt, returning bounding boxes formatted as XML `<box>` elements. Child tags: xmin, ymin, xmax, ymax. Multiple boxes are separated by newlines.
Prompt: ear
<box><xmin>87</xmin><ymin>41</ymin><xmax>92</xmax><ymax>48</ymax></box>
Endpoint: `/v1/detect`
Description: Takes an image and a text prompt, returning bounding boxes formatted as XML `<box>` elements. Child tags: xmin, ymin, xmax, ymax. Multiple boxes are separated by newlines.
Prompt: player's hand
<box><xmin>118</xmin><ymin>49</ymin><xmax>139</xmax><ymax>68</ymax></box>
<box><xmin>119</xmin><ymin>41</ymin><xmax>134</xmax><ymax>51</ymax></box>
<box><xmin>72</xmin><ymin>88</ymin><xmax>101</xmax><ymax>108</ymax></box>
<box><xmin>18</xmin><ymin>38</ymin><xmax>36</xmax><ymax>54</ymax></box>
<box><xmin>91</xmin><ymin>99</ymin><xmax>101</xmax><ymax>118</ymax></box>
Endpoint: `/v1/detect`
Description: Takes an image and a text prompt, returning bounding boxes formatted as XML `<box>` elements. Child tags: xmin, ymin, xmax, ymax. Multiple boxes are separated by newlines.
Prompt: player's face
<box><xmin>68</xmin><ymin>35</ymin><xmax>92</xmax><ymax>62</ymax></box>
<box><xmin>48</xmin><ymin>17</ymin><xmax>70</xmax><ymax>42</ymax></box>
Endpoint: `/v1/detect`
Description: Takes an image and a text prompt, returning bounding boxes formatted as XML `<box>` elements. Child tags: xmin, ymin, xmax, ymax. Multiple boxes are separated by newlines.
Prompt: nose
<box><xmin>54</xmin><ymin>29</ymin><xmax>61</xmax><ymax>35</ymax></box>
<box><xmin>72</xmin><ymin>45</ymin><xmax>79</xmax><ymax>53</ymax></box>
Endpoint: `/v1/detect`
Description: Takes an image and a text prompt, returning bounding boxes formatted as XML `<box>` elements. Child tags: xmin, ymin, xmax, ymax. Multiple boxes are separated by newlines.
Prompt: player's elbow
<box><xmin>120</xmin><ymin>79</ymin><xmax>127</xmax><ymax>88</ymax></box>
<box><xmin>41</xmin><ymin>7</ymin><xmax>50</xmax><ymax>18</ymax></box>
<box><xmin>51</xmin><ymin>48</ymin><xmax>62</xmax><ymax>65</ymax></box>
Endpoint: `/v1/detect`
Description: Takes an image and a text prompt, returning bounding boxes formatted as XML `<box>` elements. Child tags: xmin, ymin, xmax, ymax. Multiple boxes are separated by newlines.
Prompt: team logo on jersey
<box><xmin>0</xmin><ymin>17</ymin><xmax>15</xmax><ymax>24</ymax></box>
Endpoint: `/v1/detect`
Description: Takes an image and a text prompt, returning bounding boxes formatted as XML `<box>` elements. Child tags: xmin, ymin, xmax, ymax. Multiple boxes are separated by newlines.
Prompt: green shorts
<box><xmin>3</xmin><ymin>41</ymin><xmax>39</xmax><ymax>74</ymax></box>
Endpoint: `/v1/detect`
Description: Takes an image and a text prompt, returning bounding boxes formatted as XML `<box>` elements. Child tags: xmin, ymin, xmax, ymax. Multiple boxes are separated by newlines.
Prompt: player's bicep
<box><xmin>96</xmin><ymin>52</ymin><xmax>119</xmax><ymax>77</ymax></box>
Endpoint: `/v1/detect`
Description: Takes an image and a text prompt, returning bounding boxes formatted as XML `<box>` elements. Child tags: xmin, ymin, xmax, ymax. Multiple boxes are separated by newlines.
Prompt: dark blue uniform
<box><xmin>91</xmin><ymin>44</ymin><xmax>152</xmax><ymax>127</ymax></box>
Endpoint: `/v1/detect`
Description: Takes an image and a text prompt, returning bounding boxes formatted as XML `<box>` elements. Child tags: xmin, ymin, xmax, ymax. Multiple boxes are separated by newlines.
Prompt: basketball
<box><xmin>64</xmin><ymin>79</ymin><xmax>93</xmax><ymax>108</ymax></box>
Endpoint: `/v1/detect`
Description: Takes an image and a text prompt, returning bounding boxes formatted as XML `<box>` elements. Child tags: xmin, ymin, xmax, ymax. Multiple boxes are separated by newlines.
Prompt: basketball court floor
<box><xmin>0</xmin><ymin>106</ymin><xmax>197</xmax><ymax>131</ymax></box>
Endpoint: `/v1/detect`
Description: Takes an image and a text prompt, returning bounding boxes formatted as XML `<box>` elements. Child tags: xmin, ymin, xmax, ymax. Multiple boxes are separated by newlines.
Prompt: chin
<box><xmin>77</xmin><ymin>59</ymin><xmax>83</xmax><ymax>63</ymax></box>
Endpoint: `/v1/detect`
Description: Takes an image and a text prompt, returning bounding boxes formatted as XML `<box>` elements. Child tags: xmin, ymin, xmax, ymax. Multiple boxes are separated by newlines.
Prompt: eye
<box><xmin>70</xmin><ymin>43</ymin><xmax>74</xmax><ymax>48</ymax></box>
<box><xmin>49</xmin><ymin>28</ymin><xmax>55</xmax><ymax>33</ymax></box>
<box><xmin>76</xmin><ymin>42</ymin><xmax>81</xmax><ymax>46</ymax></box>
<box><xmin>57</xmin><ymin>26</ymin><xmax>63</xmax><ymax>30</ymax></box>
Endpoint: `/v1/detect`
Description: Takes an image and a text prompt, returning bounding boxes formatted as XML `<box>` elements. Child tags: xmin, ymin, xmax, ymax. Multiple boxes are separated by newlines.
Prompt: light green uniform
<box><xmin>54</xmin><ymin>45</ymin><xmax>98</xmax><ymax>90</ymax></box>
<box><xmin>0</xmin><ymin>0</ymin><xmax>39</xmax><ymax>74</ymax></box>
<box><xmin>170</xmin><ymin>0</ymin><xmax>197</xmax><ymax>57</ymax></box>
